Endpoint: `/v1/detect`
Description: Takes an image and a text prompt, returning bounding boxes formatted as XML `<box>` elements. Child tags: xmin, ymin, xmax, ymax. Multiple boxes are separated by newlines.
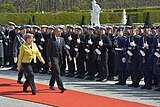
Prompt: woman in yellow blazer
<box><xmin>18</xmin><ymin>33</ymin><xmax>45</xmax><ymax>95</ymax></box>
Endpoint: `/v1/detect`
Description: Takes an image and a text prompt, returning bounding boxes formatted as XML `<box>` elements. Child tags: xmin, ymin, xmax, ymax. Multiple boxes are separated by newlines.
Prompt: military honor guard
<box><xmin>95</xmin><ymin>27</ymin><xmax>112</xmax><ymax>82</ymax></box>
<box><xmin>126</xmin><ymin>26</ymin><xmax>141</xmax><ymax>87</ymax></box>
<box><xmin>74</xmin><ymin>26</ymin><xmax>86</xmax><ymax>79</ymax></box>
<box><xmin>114</xmin><ymin>27</ymin><xmax>127</xmax><ymax>85</ymax></box>
<box><xmin>138</xmin><ymin>25</ymin><xmax>154</xmax><ymax>90</ymax></box>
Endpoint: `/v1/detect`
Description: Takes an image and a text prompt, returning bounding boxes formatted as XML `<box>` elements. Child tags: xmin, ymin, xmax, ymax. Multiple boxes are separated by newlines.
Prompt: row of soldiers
<box><xmin>0</xmin><ymin>22</ymin><xmax>160</xmax><ymax>92</ymax></box>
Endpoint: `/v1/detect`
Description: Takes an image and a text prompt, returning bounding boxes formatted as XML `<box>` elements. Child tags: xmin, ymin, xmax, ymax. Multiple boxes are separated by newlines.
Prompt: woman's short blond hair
<box><xmin>24</xmin><ymin>33</ymin><xmax>34</xmax><ymax>41</ymax></box>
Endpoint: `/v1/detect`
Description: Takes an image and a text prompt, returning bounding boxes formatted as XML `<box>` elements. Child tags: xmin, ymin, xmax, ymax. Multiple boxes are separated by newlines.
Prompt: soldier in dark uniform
<box><xmin>0</xmin><ymin>28</ymin><xmax>6</xmax><ymax>67</ymax></box>
<box><xmin>8</xmin><ymin>22</ymin><xmax>17</xmax><ymax>70</ymax></box>
<box><xmin>139</xmin><ymin>25</ymin><xmax>153</xmax><ymax>90</ymax></box>
<box><xmin>151</xmin><ymin>26</ymin><xmax>159</xmax><ymax>87</ymax></box>
<box><xmin>58</xmin><ymin>25</ymin><xmax>67</xmax><ymax>76</ymax></box>
<box><xmin>13</xmin><ymin>26</ymin><xmax>26</xmax><ymax>84</ymax></box>
<box><xmin>106</xmin><ymin>26</ymin><xmax>116</xmax><ymax>80</ymax></box>
<box><xmin>25</xmin><ymin>25</ymin><xmax>32</xmax><ymax>34</ymax></box>
<box><xmin>95</xmin><ymin>27</ymin><xmax>112</xmax><ymax>82</ymax></box>
<box><xmin>126</xmin><ymin>26</ymin><xmax>141</xmax><ymax>87</ymax></box>
<box><xmin>74</xmin><ymin>26</ymin><xmax>85</xmax><ymax>79</ymax></box>
<box><xmin>32</xmin><ymin>25</ymin><xmax>42</xmax><ymax>73</ymax></box>
<box><xmin>153</xmin><ymin>26</ymin><xmax>160</xmax><ymax>91</ymax></box>
<box><xmin>0</xmin><ymin>24</ymin><xmax>9</xmax><ymax>66</ymax></box>
<box><xmin>64</xmin><ymin>25</ymin><xmax>76</xmax><ymax>77</ymax></box>
<box><xmin>40</xmin><ymin>25</ymin><xmax>50</xmax><ymax>74</ymax></box>
<box><xmin>114</xmin><ymin>27</ymin><xmax>127</xmax><ymax>85</ymax></box>
<box><xmin>84</xmin><ymin>26</ymin><xmax>96</xmax><ymax>80</ymax></box>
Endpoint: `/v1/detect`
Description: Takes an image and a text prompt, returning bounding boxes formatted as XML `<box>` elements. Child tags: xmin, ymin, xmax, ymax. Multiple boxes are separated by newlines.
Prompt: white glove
<box><xmin>85</xmin><ymin>48</ymin><xmax>90</xmax><ymax>53</ymax></box>
<box><xmin>77</xmin><ymin>38</ymin><xmax>81</xmax><ymax>44</ymax></box>
<box><xmin>74</xmin><ymin>48</ymin><xmax>79</xmax><ymax>52</ymax></box>
<box><xmin>68</xmin><ymin>36</ymin><xmax>72</xmax><ymax>41</ymax></box>
<box><xmin>33</xmin><ymin>38</ymin><xmax>36</xmax><ymax>42</ymax></box>
<box><xmin>65</xmin><ymin>45</ymin><xmax>70</xmax><ymax>50</ymax></box>
<box><xmin>99</xmin><ymin>40</ymin><xmax>103</xmax><ymax>46</ymax></box>
<box><xmin>130</xmin><ymin>41</ymin><xmax>136</xmax><ymax>47</ymax></box>
<box><xmin>122</xmin><ymin>57</ymin><xmax>126</xmax><ymax>63</ymax></box>
<box><xmin>95</xmin><ymin>49</ymin><xmax>101</xmax><ymax>55</ymax></box>
<box><xmin>41</xmin><ymin>38</ymin><xmax>45</xmax><ymax>42</ymax></box>
<box><xmin>14</xmin><ymin>57</ymin><xmax>18</xmax><ymax>63</ymax></box>
<box><xmin>143</xmin><ymin>43</ymin><xmax>148</xmax><ymax>48</ymax></box>
<box><xmin>154</xmin><ymin>52</ymin><xmax>160</xmax><ymax>58</ymax></box>
<box><xmin>158</xmin><ymin>43</ymin><xmax>160</xmax><ymax>47</ymax></box>
<box><xmin>88</xmin><ymin>39</ymin><xmax>93</xmax><ymax>45</ymax></box>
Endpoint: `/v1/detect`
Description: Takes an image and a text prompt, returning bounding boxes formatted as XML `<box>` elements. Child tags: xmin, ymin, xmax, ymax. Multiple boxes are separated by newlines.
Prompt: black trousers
<box><xmin>18</xmin><ymin>69</ymin><xmax>26</xmax><ymax>81</ymax></box>
<box><xmin>22</xmin><ymin>62</ymin><xmax>36</xmax><ymax>91</ymax></box>
<box><xmin>130</xmin><ymin>70</ymin><xmax>142</xmax><ymax>85</ymax></box>
<box><xmin>67</xmin><ymin>56</ymin><xmax>75</xmax><ymax>75</ymax></box>
<box><xmin>49</xmin><ymin>58</ymin><xmax>64</xmax><ymax>90</ymax></box>
<box><xmin>156</xmin><ymin>75</ymin><xmax>160</xmax><ymax>88</ymax></box>
<box><xmin>97</xmin><ymin>59</ymin><xmax>109</xmax><ymax>79</ymax></box>
<box><xmin>117</xmin><ymin>70</ymin><xmax>127</xmax><ymax>84</ymax></box>
<box><xmin>143</xmin><ymin>70</ymin><xmax>153</xmax><ymax>87</ymax></box>
<box><xmin>86</xmin><ymin>58</ymin><xmax>96</xmax><ymax>77</ymax></box>
<box><xmin>60</xmin><ymin>55</ymin><xmax>66</xmax><ymax>75</ymax></box>
<box><xmin>76</xmin><ymin>56</ymin><xmax>85</xmax><ymax>75</ymax></box>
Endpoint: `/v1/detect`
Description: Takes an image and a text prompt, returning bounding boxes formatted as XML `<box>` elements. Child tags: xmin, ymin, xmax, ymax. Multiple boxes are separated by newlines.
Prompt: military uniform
<box><xmin>41</xmin><ymin>32</ymin><xmax>50</xmax><ymax>74</ymax></box>
<box><xmin>63</xmin><ymin>26</ymin><xmax>76</xmax><ymax>77</ymax></box>
<box><xmin>153</xmin><ymin>33</ymin><xmax>160</xmax><ymax>91</ymax></box>
<box><xmin>95</xmin><ymin>29</ymin><xmax>112</xmax><ymax>82</ymax></box>
<box><xmin>107</xmin><ymin>28</ymin><xmax>116</xmax><ymax>80</ymax></box>
<box><xmin>0</xmin><ymin>31</ymin><xmax>5</xmax><ymax>67</ymax></box>
<box><xmin>114</xmin><ymin>29</ymin><xmax>127</xmax><ymax>85</ymax></box>
<box><xmin>13</xmin><ymin>29</ymin><xmax>26</xmax><ymax>84</ymax></box>
<box><xmin>84</xmin><ymin>27</ymin><xmax>97</xmax><ymax>80</ymax></box>
<box><xmin>126</xmin><ymin>33</ymin><xmax>141</xmax><ymax>87</ymax></box>
<box><xmin>74</xmin><ymin>29</ymin><xmax>85</xmax><ymax>79</ymax></box>
<box><xmin>138</xmin><ymin>31</ymin><xmax>153</xmax><ymax>89</ymax></box>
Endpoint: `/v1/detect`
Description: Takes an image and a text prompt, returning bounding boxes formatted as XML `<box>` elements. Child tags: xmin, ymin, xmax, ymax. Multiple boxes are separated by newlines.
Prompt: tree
<box><xmin>28</xmin><ymin>18</ymin><xmax>33</xmax><ymax>25</ymax></box>
<box><xmin>144</xmin><ymin>12</ymin><xmax>152</xmax><ymax>26</ymax></box>
<box><xmin>72</xmin><ymin>7</ymin><xmax>81</xmax><ymax>12</ymax></box>
<box><xmin>126</xmin><ymin>14</ymin><xmax>133</xmax><ymax>26</ymax></box>
<box><xmin>0</xmin><ymin>4</ymin><xmax>15</xmax><ymax>13</ymax></box>
<box><xmin>80</xmin><ymin>15</ymin><xmax>86</xmax><ymax>26</ymax></box>
<box><xmin>32</xmin><ymin>16</ymin><xmax>37</xmax><ymax>25</ymax></box>
<box><xmin>25</xmin><ymin>8</ymin><xmax>35</xmax><ymax>13</ymax></box>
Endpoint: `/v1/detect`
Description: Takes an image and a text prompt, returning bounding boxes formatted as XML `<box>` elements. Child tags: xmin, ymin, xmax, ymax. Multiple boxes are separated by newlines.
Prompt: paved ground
<box><xmin>0</xmin><ymin>67</ymin><xmax>160</xmax><ymax>107</ymax></box>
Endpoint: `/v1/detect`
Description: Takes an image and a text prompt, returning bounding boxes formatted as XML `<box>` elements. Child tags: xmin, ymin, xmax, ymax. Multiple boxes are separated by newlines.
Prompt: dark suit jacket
<box><xmin>47</xmin><ymin>35</ymin><xmax>70</xmax><ymax>64</ymax></box>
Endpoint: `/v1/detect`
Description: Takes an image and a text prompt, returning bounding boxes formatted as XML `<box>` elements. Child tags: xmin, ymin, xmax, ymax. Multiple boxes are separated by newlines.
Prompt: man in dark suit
<box><xmin>47</xmin><ymin>27</ymin><xmax>72</xmax><ymax>93</ymax></box>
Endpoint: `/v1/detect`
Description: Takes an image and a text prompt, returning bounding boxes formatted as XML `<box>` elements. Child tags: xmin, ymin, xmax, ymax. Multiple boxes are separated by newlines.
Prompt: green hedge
<box><xmin>0</xmin><ymin>11</ymin><xmax>160</xmax><ymax>25</ymax></box>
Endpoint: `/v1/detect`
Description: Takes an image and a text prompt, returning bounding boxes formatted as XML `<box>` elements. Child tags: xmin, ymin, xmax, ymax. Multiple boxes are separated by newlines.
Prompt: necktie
<box><xmin>57</xmin><ymin>37</ymin><xmax>60</xmax><ymax>49</ymax></box>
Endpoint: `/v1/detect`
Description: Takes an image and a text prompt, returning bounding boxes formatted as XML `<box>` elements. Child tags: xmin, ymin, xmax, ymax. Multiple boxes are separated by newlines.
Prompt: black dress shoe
<box><xmin>115</xmin><ymin>82</ymin><xmax>121</xmax><ymax>85</ymax></box>
<box><xmin>75</xmin><ymin>75</ymin><xmax>81</xmax><ymax>78</ymax></box>
<box><xmin>101</xmin><ymin>78</ymin><xmax>108</xmax><ymax>82</ymax></box>
<box><xmin>96</xmin><ymin>78</ymin><xmax>102</xmax><ymax>81</ymax></box>
<box><xmin>60</xmin><ymin>88</ymin><xmax>67</xmax><ymax>93</ymax></box>
<box><xmin>32</xmin><ymin>90</ymin><xmax>36</xmax><ymax>95</ymax></box>
<box><xmin>154</xmin><ymin>88</ymin><xmax>160</xmax><ymax>91</ymax></box>
<box><xmin>75</xmin><ymin>75</ymin><xmax>84</xmax><ymax>79</ymax></box>
<box><xmin>85</xmin><ymin>76</ymin><xmax>95</xmax><ymax>80</ymax></box>
<box><xmin>107</xmin><ymin>76</ymin><xmax>114</xmax><ymax>81</ymax></box>
<box><xmin>128</xmin><ymin>84</ymin><xmax>134</xmax><ymax>87</ymax></box>
<box><xmin>50</xmin><ymin>86</ymin><xmax>55</xmax><ymax>90</ymax></box>
<box><xmin>140</xmin><ymin>85</ymin><xmax>147</xmax><ymax>89</ymax></box>
<box><xmin>23</xmin><ymin>88</ymin><xmax>29</xmax><ymax>93</ymax></box>
<box><xmin>121</xmin><ymin>83</ymin><xmax>126</xmax><ymax>85</ymax></box>
<box><xmin>146</xmin><ymin>86</ymin><xmax>152</xmax><ymax>90</ymax></box>
<box><xmin>134</xmin><ymin>85</ymin><xmax>140</xmax><ymax>88</ymax></box>
<box><xmin>17</xmin><ymin>80</ymin><xmax>23</xmax><ymax>84</ymax></box>
<box><xmin>84</xmin><ymin>72</ymin><xmax>89</xmax><ymax>76</ymax></box>
<box><xmin>65</xmin><ymin>74</ymin><xmax>74</xmax><ymax>77</ymax></box>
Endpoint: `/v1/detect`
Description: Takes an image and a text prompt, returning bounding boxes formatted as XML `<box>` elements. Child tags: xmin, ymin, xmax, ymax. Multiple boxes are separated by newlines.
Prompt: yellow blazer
<box><xmin>18</xmin><ymin>42</ymin><xmax>43</xmax><ymax>68</ymax></box>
